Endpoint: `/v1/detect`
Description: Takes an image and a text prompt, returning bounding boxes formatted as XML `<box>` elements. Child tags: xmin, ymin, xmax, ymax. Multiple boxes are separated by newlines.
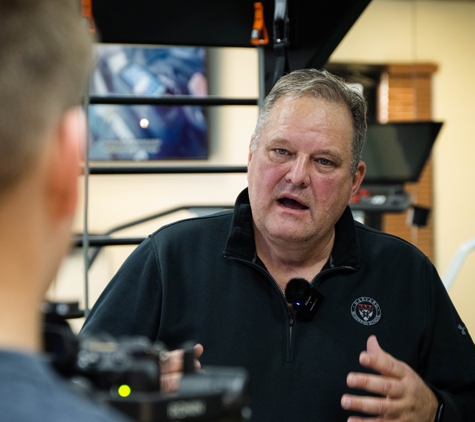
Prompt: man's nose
<box><xmin>285</xmin><ymin>156</ymin><xmax>311</xmax><ymax>187</ymax></box>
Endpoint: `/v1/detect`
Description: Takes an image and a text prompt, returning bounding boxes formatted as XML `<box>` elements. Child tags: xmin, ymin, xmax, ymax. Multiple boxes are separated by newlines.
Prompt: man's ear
<box><xmin>46</xmin><ymin>107</ymin><xmax>85</xmax><ymax>219</ymax></box>
<box><xmin>351</xmin><ymin>161</ymin><xmax>366</xmax><ymax>198</ymax></box>
<box><xmin>248</xmin><ymin>137</ymin><xmax>254</xmax><ymax>164</ymax></box>
<box><xmin>248</xmin><ymin>136</ymin><xmax>259</xmax><ymax>166</ymax></box>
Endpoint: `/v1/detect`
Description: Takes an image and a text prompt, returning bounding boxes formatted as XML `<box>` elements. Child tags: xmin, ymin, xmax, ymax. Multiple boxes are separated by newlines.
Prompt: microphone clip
<box><xmin>292</xmin><ymin>288</ymin><xmax>325</xmax><ymax>320</ymax></box>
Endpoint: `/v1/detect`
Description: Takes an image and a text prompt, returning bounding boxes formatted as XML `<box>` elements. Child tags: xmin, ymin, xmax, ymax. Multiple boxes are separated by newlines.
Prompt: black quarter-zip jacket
<box><xmin>83</xmin><ymin>189</ymin><xmax>475</xmax><ymax>421</ymax></box>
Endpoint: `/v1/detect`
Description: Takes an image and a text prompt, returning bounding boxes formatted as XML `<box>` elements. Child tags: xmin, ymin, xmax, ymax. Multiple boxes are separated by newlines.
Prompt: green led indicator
<box><xmin>118</xmin><ymin>384</ymin><xmax>131</xmax><ymax>398</ymax></box>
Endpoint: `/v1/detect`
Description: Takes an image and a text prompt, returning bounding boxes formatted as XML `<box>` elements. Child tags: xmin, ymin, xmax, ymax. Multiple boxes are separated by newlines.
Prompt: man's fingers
<box><xmin>366</xmin><ymin>335</ymin><xmax>381</xmax><ymax>354</ymax></box>
<box><xmin>346</xmin><ymin>416</ymin><xmax>384</xmax><ymax>422</ymax></box>
<box><xmin>160</xmin><ymin>349</ymin><xmax>185</xmax><ymax>374</ymax></box>
<box><xmin>161</xmin><ymin>373</ymin><xmax>181</xmax><ymax>393</ymax></box>
<box><xmin>161</xmin><ymin>344</ymin><xmax>203</xmax><ymax>375</ymax></box>
<box><xmin>347</xmin><ymin>372</ymin><xmax>404</xmax><ymax>398</ymax></box>
<box><xmin>194</xmin><ymin>343</ymin><xmax>204</xmax><ymax>359</ymax></box>
<box><xmin>341</xmin><ymin>393</ymin><xmax>398</xmax><ymax>418</ymax></box>
<box><xmin>159</xmin><ymin>344</ymin><xmax>204</xmax><ymax>393</ymax></box>
<box><xmin>359</xmin><ymin>336</ymin><xmax>407</xmax><ymax>379</ymax></box>
<box><xmin>343</xmin><ymin>336</ymin><xmax>440</xmax><ymax>422</ymax></box>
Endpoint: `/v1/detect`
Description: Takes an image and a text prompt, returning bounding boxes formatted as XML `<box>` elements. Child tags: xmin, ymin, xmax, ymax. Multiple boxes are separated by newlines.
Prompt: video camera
<box><xmin>42</xmin><ymin>301</ymin><xmax>251</xmax><ymax>422</ymax></box>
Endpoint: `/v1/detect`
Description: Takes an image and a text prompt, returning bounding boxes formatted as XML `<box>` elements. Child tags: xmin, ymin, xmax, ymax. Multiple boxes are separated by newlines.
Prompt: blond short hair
<box><xmin>0</xmin><ymin>0</ymin><xmax>94</xmax><ymax>194</ymax></box>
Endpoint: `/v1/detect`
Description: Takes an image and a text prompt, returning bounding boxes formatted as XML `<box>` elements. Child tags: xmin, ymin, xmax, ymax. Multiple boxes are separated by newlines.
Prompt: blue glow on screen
<box><xmin>88</xmin><ymin>45</ymin><xmax>208</xmax><ymax>161</ymax></box>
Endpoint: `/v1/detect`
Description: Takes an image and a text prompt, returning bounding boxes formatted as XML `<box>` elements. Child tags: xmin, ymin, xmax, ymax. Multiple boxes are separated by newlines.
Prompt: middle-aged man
<box><xmin>82</xmin><ymin>68</ymin><xmax>475</xmax><ymax>421</ymax></box>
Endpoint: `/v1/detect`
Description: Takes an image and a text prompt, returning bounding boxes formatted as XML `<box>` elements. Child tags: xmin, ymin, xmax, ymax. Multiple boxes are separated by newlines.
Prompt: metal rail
<box><xmin>89</xmin><ymin>95</ymin><xmax>258</xmax><ymax>107</ymax></box>
<box><xmin>74</xmin><ymin>236</ymin><xmax>146</xmax><ymax>247</ymax></box>
<box><xmin>75</xmin><ymin>204</ymin><xmax>233</xmax><ymax>269</ymax></box>
<box><xmin>443</xmin><ymin>238</ymin><xmax>475</xmax><ymax>291</ymax></box>
<box><xmin>85</xmin><ymin>165</ymin><xmax>248</xmax><ymax>175</ymax></box>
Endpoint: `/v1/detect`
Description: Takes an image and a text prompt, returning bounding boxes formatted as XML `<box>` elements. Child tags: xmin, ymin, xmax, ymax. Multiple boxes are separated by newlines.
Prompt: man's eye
<box><xmin>275</xmin><ymin>148</ymin><xmax>288</xmax><ymax>155</ymax></box>
<box><xmin>317</xmin><ymin>158</ymin><xmax>332</xmax><ymax>166</ymax></box>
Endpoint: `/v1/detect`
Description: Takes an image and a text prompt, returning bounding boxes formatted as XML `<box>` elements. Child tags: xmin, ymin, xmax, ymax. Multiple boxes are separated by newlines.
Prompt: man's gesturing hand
<box><xmin>160</xmin><ymin>343</ymin><xmax>204</xmax><ymax>392</ymax></box>
<box><xmin>341</xmin><ymin>336</ymin><xmax>439</xmax><ymax>422</ymax></box>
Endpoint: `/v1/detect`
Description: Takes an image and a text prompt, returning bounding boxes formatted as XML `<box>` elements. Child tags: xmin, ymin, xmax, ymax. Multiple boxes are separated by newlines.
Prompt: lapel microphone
<box><xmin>284</xmin><ymin>278</ymin><xmax>325</xmax><ymax>320</ymax></box>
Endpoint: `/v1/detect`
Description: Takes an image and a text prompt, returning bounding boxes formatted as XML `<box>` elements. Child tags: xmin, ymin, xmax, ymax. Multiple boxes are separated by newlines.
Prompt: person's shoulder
<box><xmin>0</xmin><ymin>350</ymin><xmax>131</xmax><ymax>422</ymax></box>
<box><xmin>354</xmin><ymin>220</ymin><xmax>428</xmax><ymax>259</ymax></box>
<box><xmin>150</xmin><ymin>209</ymin><xmax>234</xmax><ymax>240</ymax></box>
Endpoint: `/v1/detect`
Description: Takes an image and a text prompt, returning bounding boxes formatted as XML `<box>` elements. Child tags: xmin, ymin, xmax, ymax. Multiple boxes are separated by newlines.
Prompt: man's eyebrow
<box><xmin>314</xmin><ymin>149</ymin><xmax>343</xmax><ymax>159</ymax></box>
<box><xmin>267</xmin><ymin>138</ymin><xmax>292</xmax><ymax>146</ymax></box>
<box><xmin>266</xmin><ymin>140</ymin><xmax>344</xmax><ymax>161</ymax></box>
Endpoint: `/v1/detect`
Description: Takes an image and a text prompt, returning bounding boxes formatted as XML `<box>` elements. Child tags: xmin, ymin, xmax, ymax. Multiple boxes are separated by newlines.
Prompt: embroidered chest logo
<box><xmin>351</xmin><ymin>297</ymin><xmax>381</xmax><ymax>326</ymax></box>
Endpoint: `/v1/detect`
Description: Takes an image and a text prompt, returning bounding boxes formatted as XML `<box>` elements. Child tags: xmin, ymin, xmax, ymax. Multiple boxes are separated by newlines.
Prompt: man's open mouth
<box><xmin>277</xmin><ymin>198</ymin><xmax>309</xmax><ymax>210</ymax></box>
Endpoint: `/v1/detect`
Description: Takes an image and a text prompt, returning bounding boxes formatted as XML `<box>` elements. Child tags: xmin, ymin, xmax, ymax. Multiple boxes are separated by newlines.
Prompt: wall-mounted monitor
<box><xmin>88</xmin><ymin>44</ymin><xmax>208</xmax><ymax>161</ymax></box>
<box><xmin>362</xmin><ymin>122</ymin><xmax>443</xmax><ymax>185</ymax></box>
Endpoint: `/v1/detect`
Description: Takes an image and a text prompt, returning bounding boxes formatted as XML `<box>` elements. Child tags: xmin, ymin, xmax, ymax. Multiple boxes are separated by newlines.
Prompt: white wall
<box><xmin>49</xmin><ymin>0</ymin><xmax>475</xmax><ymax>333</ymax></box>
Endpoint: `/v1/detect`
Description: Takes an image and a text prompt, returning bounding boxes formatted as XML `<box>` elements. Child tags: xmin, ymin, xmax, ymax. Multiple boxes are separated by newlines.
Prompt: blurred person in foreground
<box><xmin>0</xmin><ymin>1</ymin><xmax>200</xmax><ymax>421</ymax></box>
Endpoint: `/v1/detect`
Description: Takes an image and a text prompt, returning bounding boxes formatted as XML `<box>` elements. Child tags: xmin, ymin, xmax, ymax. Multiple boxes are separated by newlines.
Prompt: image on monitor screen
<box><xmin>88</xmin><ymin>44</ymin><xmax>208</xmax><ymax>161</ymax></box>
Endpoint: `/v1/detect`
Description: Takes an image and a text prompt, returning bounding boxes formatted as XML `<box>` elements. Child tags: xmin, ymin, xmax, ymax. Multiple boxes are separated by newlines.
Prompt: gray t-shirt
<box><xmin>0</xmin><ymin>349</ymin><xmax>130</xmax><ymax>422</ymax></box>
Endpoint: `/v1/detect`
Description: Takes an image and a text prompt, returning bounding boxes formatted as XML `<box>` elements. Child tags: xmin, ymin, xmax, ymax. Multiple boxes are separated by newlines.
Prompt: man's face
<box><xmin>247</xmin><ymin>95</ymin><xmax>365</xmax><ymax>249</ymax></box>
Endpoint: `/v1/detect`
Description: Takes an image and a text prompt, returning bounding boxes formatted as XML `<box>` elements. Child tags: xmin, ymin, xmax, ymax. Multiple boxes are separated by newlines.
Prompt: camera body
<box><xmin>42</xmin><ymin>301</ymin><xmax>250</xmax><ymax>422</ymax></box>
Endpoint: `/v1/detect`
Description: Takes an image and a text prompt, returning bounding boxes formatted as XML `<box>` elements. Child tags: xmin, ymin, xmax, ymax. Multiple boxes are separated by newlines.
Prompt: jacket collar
<box><xmin>224</xmin><ymin>188</ymin><xmax>361</xmax><ymax>270</ymax></box>
<box><xmin>224</xmin><ymin>189</ymin><xmax>256</xmax><ymax>261</ymax></box>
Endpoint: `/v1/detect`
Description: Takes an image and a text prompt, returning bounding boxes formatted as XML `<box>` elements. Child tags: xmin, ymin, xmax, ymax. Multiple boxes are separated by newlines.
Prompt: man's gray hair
<box><xmin>251</xmin><ymin>68</ymin><xmax>367</xmax><ymax>175</ymax></box>
<box><xmin>0</xmin><ymin>0</ymin><xmax>94</xmax><ymax>195</ymax></box>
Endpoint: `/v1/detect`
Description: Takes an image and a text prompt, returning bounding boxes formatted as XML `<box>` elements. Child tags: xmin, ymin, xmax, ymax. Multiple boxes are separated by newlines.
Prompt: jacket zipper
<box><xmin>224</xmin><ymin>254</ymin><xmax>357</xmax><ymax>364</ymax></box>
<box><xmin>225</xmin><ymin>255</ymin><xmax>300</xmax><ymax>364</ymax></box>
<box><xmin>288</xmin><ymin>309</ymin><xmax>295</xmax><ymax>364</ymax></box>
